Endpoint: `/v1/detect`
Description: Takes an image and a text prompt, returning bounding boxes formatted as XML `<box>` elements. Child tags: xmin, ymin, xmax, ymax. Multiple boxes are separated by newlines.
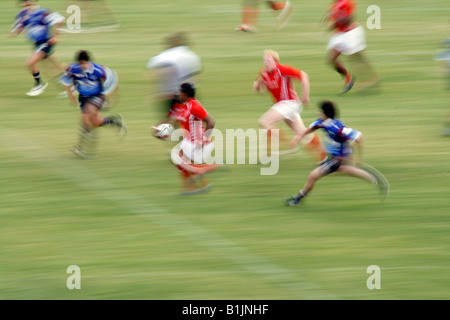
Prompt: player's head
<box><xmin>319</xmin><ymin>100</ymin><xmax>338</xmax><ymax>119</ymax></box>
<box><xmin>263</xmin><ymin>50</ymin><xmax>279</xmax><ymax>71</ymax></box>
<box><xmin>76</xmin><ymin>50</ymin><xmax>92</xmax><ymax>70</ymax></box>
<box><xmin>179</xmin><ymin>82</ymin><xmax>196</xmax><ymax>101</ymax></box>
<box><xmin>263</xmin><ymin>50</ymin><xmax>280</xmax><ymax>62</ymax></box>
<box><xmin>20</xmin><ymin>0</ymin><xmax>35</xmax><ymax>8</ymax></box>
<box><xmin>167</xmin><ymin>32</ymin><xmax>189</xmax><ymax>48</ymax></box>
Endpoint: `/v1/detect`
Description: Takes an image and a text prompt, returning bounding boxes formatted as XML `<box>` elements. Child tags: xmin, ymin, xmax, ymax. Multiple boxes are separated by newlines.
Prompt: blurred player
<box><xmin>324</xmin><ymin>0</ymin><xmax>378</xmax><ymax>93</ymax></box>
<box><xmin>434</xmin><ymin>38</ymin><xmax>450</xmax><ymax>136</ymax></box>
<box><xmin>285</xmin><ymin>100</ymin><xmax>388</xmax><ymax>206</ymax></box>
<box><xmin>153</xmin><ymin>83</ymin><xmax>220</xmax><ymax>195</ymax></box>
<box><xmin>235</xmin><ymin>0</ymin><xmax>293</xmax><ymax>32</ymax></box>
<box><xmin>11</xmin><ymin>0</ymin><xmax>66</xmax><ymax>96</ymax></box>
<box><xmin>60</xmin><ymin>50</ymin><xmax>125</xmax><ymax>159</ymax></box>
<box><xmin>147</xmin><ymin>32</ymin><xmax>202</xmax><ymax>120</ymax></box>
<box><xmin>254</xmin><ymin>50</ymin><xmax>327</xmax><ymax>162</ymax></box>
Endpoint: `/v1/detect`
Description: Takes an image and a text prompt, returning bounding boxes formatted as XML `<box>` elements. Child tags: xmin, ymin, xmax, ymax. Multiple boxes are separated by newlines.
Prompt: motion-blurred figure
<box><xmin>235</xmin><ymin>0</ymin><xmax>293</xmax><ymax>32</ymax></box>
<box><xmin>254</xmin><ymin>50</ymin><xmax>327</xmax><ymax>161</ymax></box>
<box><xmin>147</xmin><ymin>32</ymin><xmax>202</xmax><ymax>120</ymax></box>
<box><xmin>11</xmin><ymin>0</ymin><xmax>66</xmax><ymax>96</ymax></box>
<box><xmin>152</xmin><ymin>83</ymin><xmax>220</xmax><ymax>195</ymax></box>
<box><xmin>434</xmin><ymin>38</ymin><xmax>450</xmax><ymax>136</ymax></box>
<box><xmin>60</xmin><ymin>50</ymin><xmax>125</xmax><ymax>159</ymax></box>
<box><xmin>285</xmin><ymin>100</ymin><xmax>389</xmax><ymax>206</ymax></box>
<box><xmin>323</xmin><ymin>0</ymin><xmax>379</xmax><ymax>93</ymax></box>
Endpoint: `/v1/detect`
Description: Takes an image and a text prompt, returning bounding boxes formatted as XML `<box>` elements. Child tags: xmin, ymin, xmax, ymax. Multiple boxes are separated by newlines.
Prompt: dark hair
<box><xmin>180</xmin><ymin>82</ymin><xmax>196</xmax><ymax>98</ymax></box>
<box><xmin>320</xmin><ymin>100</ymin><xmax>338</xmax><ymax>118</ymax></box>
<box><xmin>76</xmin><ymin>50</ymin><xmax>91</xmax><ymax>62</ymax></box>
<box><xmin>167</xmin><ymin>31</ymin><xmax>188</xmax><ymax>48</ymax></box>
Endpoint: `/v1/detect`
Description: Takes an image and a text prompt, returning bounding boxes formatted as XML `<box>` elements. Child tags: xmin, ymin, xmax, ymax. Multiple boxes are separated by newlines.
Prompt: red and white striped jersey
<box><xmin>169</xmin><ymin>98</ymin><xmax>207</xmax><ymax>144</ymax></box>
<box><xmin>259</xmin><ymin>63</ymin><xmax>303</xmax><ymax>103</ymax></box>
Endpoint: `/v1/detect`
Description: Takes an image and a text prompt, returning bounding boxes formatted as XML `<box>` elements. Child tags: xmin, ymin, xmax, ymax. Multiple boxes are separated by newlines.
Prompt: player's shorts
<box><xmin>34</xmin><ymin>40</ymin><xmax>54</xmax><ymax>57</ymax></box>
<box><xmin>79</xmin><ymin>94</ymin><xmax>106</xmax><ymax>113</ymax></box>
<box><xmin>102</xmin><ymin>67</ymin><xmax>119</xmax><ymax>96</ymax></box>
<box><xmin>320</xmin><ymin>157</ymin><xmax>343</xmax><ymax>175</ymax></box>
<box><xmin>179</xmin><ymin>139</ymin><xmax>215</xmax><ymax>165</ymax></box>
<box><xmin>327</xmin><ymin>26</ymin><xmax>366</xmax><ymax>55</ymax></box>
<box><xmin>271</xmin><ymin>100</ymin><xmax>303</xmax><ymax>122</ymax></box>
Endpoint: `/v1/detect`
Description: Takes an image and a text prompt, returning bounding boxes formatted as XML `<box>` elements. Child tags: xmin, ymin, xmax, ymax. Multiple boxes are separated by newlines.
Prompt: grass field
<box><xmin>0</xmin><ymin>0</ymin><xmax>449</xmax><ymax>300</ymax></box>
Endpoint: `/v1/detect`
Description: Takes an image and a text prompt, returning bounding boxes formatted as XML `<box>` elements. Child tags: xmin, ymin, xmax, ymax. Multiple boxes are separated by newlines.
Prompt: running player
<box><xmin>146</xmin><ymin>32</ymin><xmax>202</xmax><ymax>119</ymax></box>
<box><xmin>11</xmin><ymin>0</ymin><xmax>66</xmax><ymax>96</ymax></box>
<box><xmin>153</xmin><ymin>83</ymin><xmax>220</xmax><ymax>195</ymax></box>
<box><xmin>254</xmin><ymin>50</ymin><xmax>327</xmax><ymax>162</ymax></box>
<box><xmin>324</xmin><ymin>0</ymin><xmax>378</xmax><ymax>93</ymax></box>
<box><xmin>235</xmin><ymin>0</ymin><xmax>293</xmax><ymax>32</ymax></box>
<box><xmin>285</xmin><ymin>100</ymin><xmax>389</xmax><ymax>206</ymax></box>
<box><xmin>60</xmin><ymin>50</ymin><xmax>125</xmax><ymax>159</ymax></box>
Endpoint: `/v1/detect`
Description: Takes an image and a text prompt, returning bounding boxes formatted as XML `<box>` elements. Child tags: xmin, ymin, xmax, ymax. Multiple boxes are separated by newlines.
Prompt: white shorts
<box><xmin>327</xmin><ymin>26</ymin><xmax>366</xmax><ymax>55</ymax></box>
<box><xmin>271</xmin><ymin>100</ymin><xmax>303</xmax><ymax>122</ymax></box>
<box><xmin>177</xmin><ymin>139</ymin><xmax>215</xmax><ymax>164</ymax></box>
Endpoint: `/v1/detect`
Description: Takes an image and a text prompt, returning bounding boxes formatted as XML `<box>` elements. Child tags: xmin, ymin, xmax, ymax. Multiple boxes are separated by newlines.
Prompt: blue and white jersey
<box><xmin>12</xmin><ymin>8</ymin><xmax>65</xmax><ymax>44</ymax></box>
<box><xmin>309</xmin><ymin>118</ymin><xmax>361</xmax><ymax>157</ymax></box>
<box><xmin>60</xmin><ymin>62</ymin><xmax>107</xmax><ymax>96</ymax></box>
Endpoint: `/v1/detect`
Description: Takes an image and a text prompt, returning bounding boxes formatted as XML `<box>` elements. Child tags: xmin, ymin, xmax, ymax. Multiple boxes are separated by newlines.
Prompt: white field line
<box><xmin>0</xmin><ymin>126</ymin><xmax>337</xmax><ymax>299</ymax></box>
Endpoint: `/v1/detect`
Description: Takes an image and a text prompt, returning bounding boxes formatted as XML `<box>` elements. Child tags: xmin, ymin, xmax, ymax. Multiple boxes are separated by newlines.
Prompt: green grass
<box><xmin>0</xmin><ymin>0</ymin><xmax>449</xmax><ymax>300</ymax></box>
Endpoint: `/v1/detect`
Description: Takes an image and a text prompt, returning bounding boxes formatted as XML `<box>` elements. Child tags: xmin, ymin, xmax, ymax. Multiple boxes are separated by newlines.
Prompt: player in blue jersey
<box><xmin>285</xmin><ymin>100</ymin><xmax>388</xmax><ymax>206</ymax></box>
<box><xmin>11</xmin><ymin>0</ymin><xmax>66</xmax><ymax>96</ymax></box>
<box><xmin>60</xmin><ymin>50</ymin><xmax>125</xmax><ymax>159</ymax></box>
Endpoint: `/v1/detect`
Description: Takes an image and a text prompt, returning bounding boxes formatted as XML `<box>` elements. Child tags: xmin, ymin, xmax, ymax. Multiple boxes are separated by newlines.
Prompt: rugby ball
<box><xmin>154</xmin><ymin>123</ymin><xmax>174</xmax><ymax>140</ymax></box>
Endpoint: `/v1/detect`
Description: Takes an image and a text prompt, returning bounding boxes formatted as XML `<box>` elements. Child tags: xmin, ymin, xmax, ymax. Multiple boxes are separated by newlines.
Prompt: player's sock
<box><xmin>297</xmin><ymin>190</ymin><xmax>307</xmax><ymax>199</ymax></box>
<box><xmin>102</xmin><ymin>117</ymin><xmax>113</xmax><ymax>125</ymax></box>
<box><xmin>33</xmin><ymin>72</ymin><xmax>41</xmax><ymax>85</ymax></box>
<box><xmin>345</xmin><ymin>72</ymin><xmax>353</xmax><ymax>85</ymax></box>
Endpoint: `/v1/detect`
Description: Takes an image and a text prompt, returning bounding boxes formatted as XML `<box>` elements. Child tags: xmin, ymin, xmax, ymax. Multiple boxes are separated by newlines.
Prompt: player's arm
<box><xmin>290</xmin><ymin>126</ymin><xmax>315</xmax><ymax>148</ymax></box>
<box><xmin>44</xmin><ymin>10</ymin><xmax>65</xmax><ymax>45</ymax></box>
<box><xmin>253</xmin><ymin>72</ymin><xmax>266</xmax><ymax>93</ymax></box>
<box><xmin>299</xmin><ymin>71</ymin><xmax>310</xmax><ymax>106</ymax></box>
<box><xmin>60</xmin><ymin>66</ymin><xmax>77</xmax><ymax>106</ymax></box>
<box><xmin>279</xmin><ymin>65</ymin><xmax>310</xmax><ymax>105</ymax></box>
<box><xmin>10</xmin><ymin>14</ymin><xmax>24</xmax><ymax>36</ymax></box>
<box><xmin>351</xmin><ymin>133</ymin><xmax>364</xmax><ymax>163</ymax></box>
<box><xmin>203</xmin><ymin>115</ymin><xmax>215</xmax><ymax>140</ymax></box>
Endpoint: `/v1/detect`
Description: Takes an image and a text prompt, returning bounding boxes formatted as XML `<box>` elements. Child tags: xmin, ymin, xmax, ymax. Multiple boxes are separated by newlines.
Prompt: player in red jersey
<box><xmin>324</xmin><ymin>0</ymin><xmax>378</xmax><ymax>93</ymax></box>
<box><xmin>153</xmin><ymin>83</ymin><xmax>220</xmax><ymax>195</ymax></box>
<box><xmin>235</xmin><ymin>0</ymin><xmax>293</xmax><ymax>32</ymax></box>
<box><xmin>254</xmin><ymin>50</ymin><xmax>327</xmax><ymax>162</ymax></box>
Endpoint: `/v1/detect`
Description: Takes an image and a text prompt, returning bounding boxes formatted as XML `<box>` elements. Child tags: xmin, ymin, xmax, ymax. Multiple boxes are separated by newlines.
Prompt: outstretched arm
<box><xmin>352</xmin><ymin>134</ymin><xmax>364</xmax><ymax>164</ymax></box>
<box><xmin>290</xmin><ymin>126</ymin><xmax>314</xmax><ymax>148</ymax></box>
<box><xmin>299</xmin><ymin>71</ymin><xmax>310</xmax><ymax>106</ymax></box>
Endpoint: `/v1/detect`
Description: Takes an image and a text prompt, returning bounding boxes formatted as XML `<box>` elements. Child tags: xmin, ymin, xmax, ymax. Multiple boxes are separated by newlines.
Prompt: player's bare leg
<box><xmin>349</xmin><ymin>51</ymin><xmax>380</xmax><ymax>92</ymax></box>
<box><xmin>236</xmin><ymin>0</ymin><xmax>259</xmax><ymax>32</ymax></box>
<box><xmin>259</xmin><ymin>107</ymin><xmax>286</xmax><ymax>154</ymax></box>
<box><xmin>329</xmin><ymin>49</ymin><xmax>354</xmax><ymax>94</ymax></box>
<box><xmin>25</xmin><ymin>50</ymin><xmax>48</xmax><ymax>96</ymax></box>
